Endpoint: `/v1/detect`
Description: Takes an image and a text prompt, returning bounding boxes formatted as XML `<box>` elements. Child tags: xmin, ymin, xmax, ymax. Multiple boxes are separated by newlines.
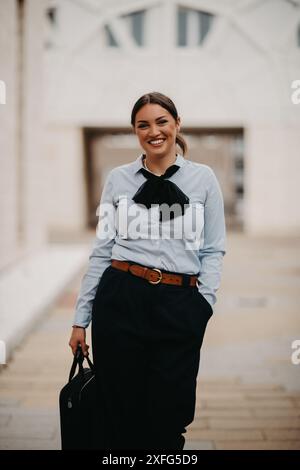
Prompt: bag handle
<box><xmin>68</xmin><ymin>345</ymin><xmax>95</xmax><ymax>383</ymax></box>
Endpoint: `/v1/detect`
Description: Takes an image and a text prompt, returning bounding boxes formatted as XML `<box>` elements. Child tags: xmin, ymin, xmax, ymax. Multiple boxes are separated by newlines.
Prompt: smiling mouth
<box><xmin>148</xmin><ymin>139</ymin><xmax>166</xmax><ymax>146</ymax></box>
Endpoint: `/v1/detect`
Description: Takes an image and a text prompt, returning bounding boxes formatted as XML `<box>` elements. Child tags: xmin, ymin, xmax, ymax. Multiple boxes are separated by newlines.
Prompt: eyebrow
<box><xmin>137</xmin><ymin>115</ymin><xmax>167</xmax><ymax>123</ymax></box>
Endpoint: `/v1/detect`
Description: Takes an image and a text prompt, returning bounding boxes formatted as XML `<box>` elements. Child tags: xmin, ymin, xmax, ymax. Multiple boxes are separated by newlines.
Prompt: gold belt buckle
<box><xmin>149</xmin><ymin>268</ymin><xmax>162</xmax><ymax>285</ymax></box>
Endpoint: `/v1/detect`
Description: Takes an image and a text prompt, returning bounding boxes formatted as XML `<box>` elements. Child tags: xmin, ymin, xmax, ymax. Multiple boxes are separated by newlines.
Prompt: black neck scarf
<box><xmin>132</xmin><ymin>159</ymin><xmax>189</xmax><ymax>221</ymax></box>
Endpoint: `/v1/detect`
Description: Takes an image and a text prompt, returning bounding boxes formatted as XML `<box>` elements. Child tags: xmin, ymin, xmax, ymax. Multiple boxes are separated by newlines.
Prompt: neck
<box><xmin>143</xmin><ymin>152</ymin><xmax>177</xmax><ymax>175</ymax></box>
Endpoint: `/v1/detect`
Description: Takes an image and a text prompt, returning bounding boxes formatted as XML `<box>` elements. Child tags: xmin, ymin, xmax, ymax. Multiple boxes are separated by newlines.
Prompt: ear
<box><xmin>176</xmin><ymin>117</ymin><xmax>181</xmax><ymax>132</ymax></box>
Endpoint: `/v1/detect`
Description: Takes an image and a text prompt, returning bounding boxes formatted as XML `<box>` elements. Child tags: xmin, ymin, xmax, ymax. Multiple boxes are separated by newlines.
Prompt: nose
<box><xmin>148</xmin><ymin>133</ymin><xmax>162</xmax><ymax>141</ymax></box>
<box><xmin>148</xmin><ymin>124</ymin><xmax>161</xmax><ymax>137</ymax></box>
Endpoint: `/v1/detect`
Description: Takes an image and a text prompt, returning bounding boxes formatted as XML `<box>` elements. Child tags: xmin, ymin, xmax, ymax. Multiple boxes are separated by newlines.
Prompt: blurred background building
<box><xmin>0</xmin><ymin>0</ymin><xmax>300</xmax><ymax>358</ymax></box>
<box><xmin>1</xmin><ymin>0</ymin><xmax>300</xmax><ymax>272</ymax></box>
<box><xmin>1</xmin><ymin>1</ymin><xmax>300</xmax><ymax>450</ymax></box>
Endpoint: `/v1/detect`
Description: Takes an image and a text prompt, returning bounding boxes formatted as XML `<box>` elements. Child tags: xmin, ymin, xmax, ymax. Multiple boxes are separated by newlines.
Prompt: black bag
<box><xmin>59</xmin><ymin>346</ymin><xmax>100</xmax><ymax>449</ymax></box>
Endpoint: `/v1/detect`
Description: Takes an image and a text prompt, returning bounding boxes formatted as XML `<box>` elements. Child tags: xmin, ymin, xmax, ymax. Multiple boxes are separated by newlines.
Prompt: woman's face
<box><xmin>133</xmin><ymin>103</ymin><xmax>180</xmax><ymax>158</ymax></box>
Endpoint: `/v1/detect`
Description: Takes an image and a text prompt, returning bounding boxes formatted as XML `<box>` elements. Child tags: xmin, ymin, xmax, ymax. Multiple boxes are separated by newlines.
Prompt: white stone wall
<box><xmin>22</xmin><ymin>0</ymin><xmax>47</xmax><ymax>250</ymax></box>
<box><xmin>0</xmin><ymin>0</ymin><xmax>46</xmax><ymax>270</ymax></box>
<box><xmin>0</xmin><ymin>0</ymin><xmax>20</xmax><ymax>269</ymax></box>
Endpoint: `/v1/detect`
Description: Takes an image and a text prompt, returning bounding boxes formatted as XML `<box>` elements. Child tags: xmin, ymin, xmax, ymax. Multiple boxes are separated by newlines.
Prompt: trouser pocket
<box><xmin>188</xmin><ymin>287</ymin><xmax>213</xmax><ymax>347</ymax></box>
<box><xmin>193</xmin><ymin>289</ymin><xmax>213</xmax><ymax>316</ymax></box>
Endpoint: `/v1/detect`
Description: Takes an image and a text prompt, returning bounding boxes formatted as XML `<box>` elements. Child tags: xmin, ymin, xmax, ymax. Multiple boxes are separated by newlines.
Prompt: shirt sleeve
<box><xmin>197</xmin><ymin>166</ymin><xmax>226</xmax><ymax>310</ymax></box>
<box><xmin>72</xmin><ymin>170</ymin><xmax>116</xmax><ymax>328</ymax></box>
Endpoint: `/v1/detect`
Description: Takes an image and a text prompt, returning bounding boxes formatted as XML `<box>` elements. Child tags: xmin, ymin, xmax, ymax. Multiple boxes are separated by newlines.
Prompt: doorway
<box><xmin>84</xmin><ymin>127</ymin><xmax>244</xmax><ymax>230</ymax></box>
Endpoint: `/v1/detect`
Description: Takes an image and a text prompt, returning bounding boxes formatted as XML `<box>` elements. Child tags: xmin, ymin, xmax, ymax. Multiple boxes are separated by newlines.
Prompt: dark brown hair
<box><xmin>131</xmin><ymin>92</ymin><xmax>188</xmax><ymax>156</ymax></box>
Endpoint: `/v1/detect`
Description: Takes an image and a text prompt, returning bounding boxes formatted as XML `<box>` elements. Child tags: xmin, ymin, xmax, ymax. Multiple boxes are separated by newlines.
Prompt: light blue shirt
<box><xmin>73</xmin><ymin>153</ymin><xmax>226</xmax><ymax>328</ymax></box>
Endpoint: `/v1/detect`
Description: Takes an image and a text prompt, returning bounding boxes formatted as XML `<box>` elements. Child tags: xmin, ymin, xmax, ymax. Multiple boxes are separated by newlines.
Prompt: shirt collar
<box><xmin>132</xmin><ymin>153</ymin><xmax>186</xmax><ymax>175</ymax></box>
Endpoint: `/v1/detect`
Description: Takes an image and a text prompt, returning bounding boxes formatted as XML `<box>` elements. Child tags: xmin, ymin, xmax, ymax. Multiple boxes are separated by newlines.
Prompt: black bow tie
<box><xmin>132</xmin><ymin>163</ymin><xmax>189</xmax><ymax>221</ymax></box>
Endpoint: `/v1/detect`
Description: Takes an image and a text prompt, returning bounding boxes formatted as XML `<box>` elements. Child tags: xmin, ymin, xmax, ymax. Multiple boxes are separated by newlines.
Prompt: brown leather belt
<box><xmin>111</xmin><ymin>259</ymin><xmax>199</xmax><ymax>287</ymax></box>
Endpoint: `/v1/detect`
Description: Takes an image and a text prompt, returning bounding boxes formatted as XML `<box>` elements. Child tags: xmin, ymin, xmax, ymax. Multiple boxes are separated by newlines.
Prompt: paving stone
<box><xmin>244</xmin><ymin>391</ymin><xmax>300</xmax><ymax>400</ymax></box>
<box><xmin>21</xmin><ymin>396</ymin><xmax>59</xmax><ymax>409</ymax></box>
<box><xmin>0</xmin><ymin>415</ymin><xmax>11</xmax><ymax>427</ymax></box>
<box><xmin>196</xmin><ymin>409</ymin><xmax>252</xmax><ymax>418</ymax></box>
<box><xmin>215</xmin><ymin>440</ymin><xmax>300</xmax><ymax>450</ymax></box>
<box><xmin>252</xmin><ymin>408</ymin><xmax>300</xmax><ymax>418</ymax></box>
<box><xmin>263</xmin><ymin>429</ymin><xmax>300</xmax><ymax>440</ymax></box>
<box><xmin>184</xmin><ymin>440</ymin><xmax>215</xmax><ymax>450</ymax></box>
<box><xmin>227</xmin><ymin>384</ymin><xmax>285</xmax><ymax>391</ymax></box>
<box><xmin>0</xmin><ymin>398</ymin><xmax>22</xmax><ymax>407</ymax></box>
<box><xmin>197</xmin><ymin>378</ymin><xmax>241</xmax><ymax>386</ymax></box>
<box><xmin>198</xmin><ymin>391</ymin><xmax>247</xmax><ymax>400</ymax></box>
<box><xmin>0</xmin><ymin>416</ymin><xmax>58</xmax><ymax>440</ymax></box>
<box><xmin>0</xmin><ymin>408</ymin><xmax>57</xmax><ymax>418</ymax></box>
<box><xmin>208</xmin><ymin>418</ymin><xmax>300</xmax><ymax>429</ymax></box>
<box><xmin>1</xmin><ymin>380</ymin><xmax>66</xmax><ymax>397</ymax></box>
<box><xmin>0</xmin><ymin>437</ymin><xmax>60</xmax><ymax>450</ymax></box>
<box><xmin>3</xmin><ymin>364</ymin><xmax>44</xmax><ymax>375</ymax></box>
<box><xmin>186</xmin><ymin>418</ymin><xmax>209</xmax><ymax>430</ymax></box>
<box><xmin>0</xmin><ymin>391</ymin><xmax>59</xmax><ymax>410</ymax></box>
<box><xmin>0</xmin><ymin>378</ymin><xmax>65</xmax><ymax>391</ymax></box>
<box><xmin>202</xmin><ymin>399</ymin><xmax>294</xmax><ymax>409</ymax></box>
<box><xmin>185</xmin><ymin>429</ymin><xmax>264</xmax><ymax>441</ymax></box>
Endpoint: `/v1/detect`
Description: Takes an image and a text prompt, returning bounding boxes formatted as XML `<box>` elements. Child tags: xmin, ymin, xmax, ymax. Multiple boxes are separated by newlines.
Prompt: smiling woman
<box><xmin>69</xmin><ymin>91</ymin><xmax>226</xmax><ymax>450</ymax></box>
<box><xmin>131</xmin><ymin>93</ymin><xmax>187</xmax><ymax>176</ymax></box>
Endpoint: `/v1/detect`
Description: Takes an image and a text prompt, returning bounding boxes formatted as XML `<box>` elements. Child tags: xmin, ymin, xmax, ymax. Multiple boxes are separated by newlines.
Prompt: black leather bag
<box><xmin>59</xmin><ymin>346</ymin><xmax>100</xmax><ymax>449</ymax></box>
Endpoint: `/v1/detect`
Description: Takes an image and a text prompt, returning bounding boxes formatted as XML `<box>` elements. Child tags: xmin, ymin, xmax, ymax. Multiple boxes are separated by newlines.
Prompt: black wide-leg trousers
<box><xmin>91</xmin><ymin>264</ymin><xmax>213</xmax><ymax>450</ymax></box>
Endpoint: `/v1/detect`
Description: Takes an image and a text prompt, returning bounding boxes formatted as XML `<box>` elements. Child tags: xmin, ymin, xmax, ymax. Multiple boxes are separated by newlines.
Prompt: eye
<box><xmin>137</xmin><ymin>120</ymin><xmax>168</xmax><ymax>129</ymax></box>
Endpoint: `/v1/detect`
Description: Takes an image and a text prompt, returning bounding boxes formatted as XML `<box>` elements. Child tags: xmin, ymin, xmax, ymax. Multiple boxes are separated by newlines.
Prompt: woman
<box><xmin>69</xmin><ymin>91</ymin><xmax>226</xmax><ymax>450</ymax></box>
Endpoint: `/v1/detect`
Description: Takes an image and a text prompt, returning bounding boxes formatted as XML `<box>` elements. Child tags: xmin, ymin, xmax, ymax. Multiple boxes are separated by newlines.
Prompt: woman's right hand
<box><xmin>69</xmin><ymin>326</ymin><xmax>90</xmax><ymax>356</ymax></box>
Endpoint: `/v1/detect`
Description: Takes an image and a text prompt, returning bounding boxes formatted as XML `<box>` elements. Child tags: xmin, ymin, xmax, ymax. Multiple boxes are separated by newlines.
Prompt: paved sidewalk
<box><xmin>0</xmin><ymin>232</ymin><xmax>300</xmax><ymax>450</ymax></box>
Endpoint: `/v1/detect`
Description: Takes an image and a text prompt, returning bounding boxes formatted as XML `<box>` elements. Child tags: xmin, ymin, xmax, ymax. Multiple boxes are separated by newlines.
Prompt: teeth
<box><xmin>149</xmin><ymin>139</ymin><xmax>164</xmax><ymax>144</ymax></box>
